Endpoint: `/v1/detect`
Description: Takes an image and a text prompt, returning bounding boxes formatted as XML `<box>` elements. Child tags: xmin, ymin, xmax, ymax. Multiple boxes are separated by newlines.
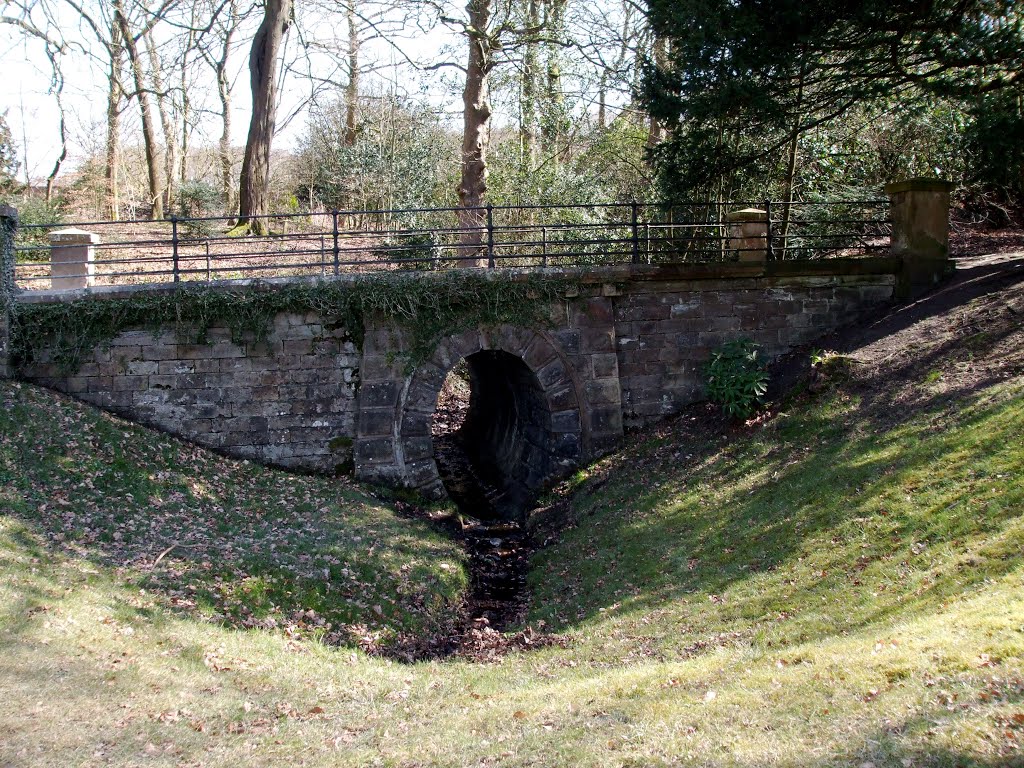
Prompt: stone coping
<box><xmin>884</xmin><ymin>178</ymin><xmax>955</xmax><ymax>195</ymax></box>
<box><xmin>14</xmin><ymin>257</ymin><xmax>909</xmax><ymax>306</ymax></box>
<box><xmin>50</xmin><ymin>228</ymin><xmax>102</xmax><ymax>243</ymax></box>
<box><xmin>724</xmin><ymin>208</ymin><xmax>767</xmax><ymax>222</ymax></box>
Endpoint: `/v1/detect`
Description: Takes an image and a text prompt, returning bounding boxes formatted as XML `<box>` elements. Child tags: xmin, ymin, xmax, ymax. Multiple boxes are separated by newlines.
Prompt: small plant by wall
<box><xmin>703</xmin><ymin>338</ymin><xmax>769</xmax><ymax>420</ymax></box>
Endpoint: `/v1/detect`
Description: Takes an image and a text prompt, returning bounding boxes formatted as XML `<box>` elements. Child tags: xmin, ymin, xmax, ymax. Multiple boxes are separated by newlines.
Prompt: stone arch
<box><xmin>396</xmin><ymin>325</ymin><xmax>586</xmax><ymax>510</ymax></box>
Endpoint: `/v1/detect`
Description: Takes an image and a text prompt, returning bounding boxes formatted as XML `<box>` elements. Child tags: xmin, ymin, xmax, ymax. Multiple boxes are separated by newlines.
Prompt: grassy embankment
<box><xmin>1</xmin><ymin>314</ymin><xmax>1023</xmax><ymax>765</ymax></box>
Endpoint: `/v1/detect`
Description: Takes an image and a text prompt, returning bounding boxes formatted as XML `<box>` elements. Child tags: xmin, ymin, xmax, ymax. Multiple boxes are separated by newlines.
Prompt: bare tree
<box><xmin>194</xmin><ymin>0</ymin><xmax>243</xmax><ymax>211</ymax></box>
<box><xmin>145</xmin><ymin>29</ymin><xmax>179</xmax><ymax>211</ymax></box>
<box><xmin>0</xmin><ymin>2</ymin><xmax>70</xmax><ymax>200</ymax></box>
<box><xmin>344</xmin><ymin>0</ymin><xmax>359</xmax><ymax>144</ymax></box>
<box><xmin>235</xmin><ymin>0</ymin><xmax>293</xmax><ymax>235</ymax></box>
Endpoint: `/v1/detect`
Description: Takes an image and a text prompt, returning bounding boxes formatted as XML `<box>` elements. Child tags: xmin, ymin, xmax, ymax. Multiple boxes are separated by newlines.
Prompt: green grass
<box><xmin>2</xmin><ymin>370</ymin><xmax>1024</xmax><ymax>766</ymax></box>
<box><xmin>0</xmin><ymin>381</ymin><xmax>468</xmax><ymax>647</ymax></box>
<box><xmin>529</xmin><ymin>385</ymin><xmax>1024</xmax><ymax>654</ymax></box>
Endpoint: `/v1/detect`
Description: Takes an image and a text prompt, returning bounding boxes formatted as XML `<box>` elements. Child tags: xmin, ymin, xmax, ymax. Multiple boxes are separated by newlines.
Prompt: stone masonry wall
<box><xmin>613</xmin><ymin>270</ymin><xmax>896</xmax><ymax>426</ymax></box>
<box><xmin>18</xmin><ymin>309</ymin><xmax>360</xmax><ymax>472</ymax></box>
<box><xmin>14</xmin><ymin>258</ymin><xmax>902</xmax><ymax>483</ymax></box>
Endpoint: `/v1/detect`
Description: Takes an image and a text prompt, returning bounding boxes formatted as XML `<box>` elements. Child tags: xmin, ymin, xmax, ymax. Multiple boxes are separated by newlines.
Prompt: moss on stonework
<box><xmin>328</xmin><ymin>436</ymin><xmax>354</xmax><ymax>452</ymax></box>
<box><xmin>10</xmin><ymin>272</ymin><xmax>582</xmax><ymax>374</ymax></box>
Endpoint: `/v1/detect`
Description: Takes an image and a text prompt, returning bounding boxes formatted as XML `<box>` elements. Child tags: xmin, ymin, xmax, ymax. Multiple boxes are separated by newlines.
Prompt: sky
<box><xmin>0</xmin><ymin>4</ymin><xmax>462</xmax><ymax>185</ymax></box>
<box><xmin>0</xmin><ymin>0</ymin><xmax>634</xmax><ymax>187</ymax></box>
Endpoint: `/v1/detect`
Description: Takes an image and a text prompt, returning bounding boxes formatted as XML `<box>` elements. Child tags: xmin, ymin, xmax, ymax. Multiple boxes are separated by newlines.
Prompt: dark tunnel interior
<box><xmin>434</xmin><ymin>350</ymin><xmax>554</xmax><ymax>521</ymax></box>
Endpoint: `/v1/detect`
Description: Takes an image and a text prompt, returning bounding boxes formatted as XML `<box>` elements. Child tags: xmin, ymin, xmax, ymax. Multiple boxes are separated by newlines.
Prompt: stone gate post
<box><xmin>725</xmin><ymin>208</ymin><xmax>768</xmax><ymax>263</ymax></box>
<box><xmin>0</xmin><ymin>204</ymin><xmax>16</xmax><ymax>379</ymax></box>
<box><xmin>50</xmin><ymin>227</ymin><xmax>100</xmax><ymax>290</ymax></box>
<box><xmin>885</xmin><ymin>177</ymin><xmax>955</xmax><ymax>297</ymax></box>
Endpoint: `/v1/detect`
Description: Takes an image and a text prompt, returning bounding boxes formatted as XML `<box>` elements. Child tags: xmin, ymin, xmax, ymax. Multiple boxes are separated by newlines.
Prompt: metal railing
<box><xmin>9</xmin><ymin>200</ymin><xmax>891</xmax><ymax>291</ymax></box>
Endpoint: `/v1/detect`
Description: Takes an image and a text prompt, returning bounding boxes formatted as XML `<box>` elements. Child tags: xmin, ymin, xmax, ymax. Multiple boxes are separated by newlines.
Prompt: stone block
<box><xmin>126</xmin><ymin>360</ymin><xmax>159</xmax><ymax>376</ymax></box>
<box><xmin>141</xmin><ymin>345</ymin><xmax>180</xmax><ymax>362</ymax></box>
<box><xmin>551</xmin><ymin>409</ymin><xmax>581</xmax><ymax>433</ymax></box>
<box><xmin>552</xmin><ymin>328</ymin><xmax>581</xmax><ymax>355</ymax></box>
<box><xmin>359</xmin><ymin>407</ymin><xmax>396</xmax><ymax>437</ymax></box>
<box><xmin>547</xmin><ymin>383</ymin><xmax>577</xmax><ymax>411</ymax></box>
<box><xmin>585</xmin><ymin>378</ymin><xmax>622</xmax><ymax>406</ymax></box>
<box><xmin>359</xmin><ymin>380</ymin><xmax>400</xmax><ymax>408</ymax></box>
<box><xmin>401</xmin><ymin>408</ymin><xmax>432</xmax><ymax>437</ymax></box>
<box><xmin>591</xmin><ymin>353</ymin><xmax>618</xmax><ymax>379</ymax></box>
<box><xmin>537</xmin><ymin>358</ymin><xmax>569</xmax><ymax>389</ymax></box>
<box><xmin>580</xmin><ymin>327</ymin><xmax>615</xmax><ymax>354</ymax></box>
<box><xmin>355</xmin><ymin>436</ymin><xmax>396</xmax><ymax>463</ymax></box>
<box><xmin>402</xmin><ymin>436</ymin><xmax>433</xmax><ymax>461</ymax></box>
<box><xmin>112</xmin><ymin>376</ymin><xmax>149</xmax><ymax>392</ymax></box>
<box><xmin>522</xmin><ymin>336</ymin><xmax>557</xmax><ymax>369</ymax></box>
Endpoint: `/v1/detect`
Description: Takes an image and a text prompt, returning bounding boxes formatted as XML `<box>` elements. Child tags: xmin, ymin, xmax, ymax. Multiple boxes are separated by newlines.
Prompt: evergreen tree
<box><xmin>0</xmin><ymin>113</ymin><xmax>20</xmax><ymax>195</ymax></box>
<box><xmin>641</xmin><ymin>0</ymin><xmax>1023</xmax><ymax>200</ymax></box>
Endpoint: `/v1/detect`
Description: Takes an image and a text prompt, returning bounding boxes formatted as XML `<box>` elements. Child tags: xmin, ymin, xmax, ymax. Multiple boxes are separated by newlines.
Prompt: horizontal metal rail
<box><xmin>10</xmin><ymin>199</ymin><xmax>891</xmax><ymax>291</ymax></box>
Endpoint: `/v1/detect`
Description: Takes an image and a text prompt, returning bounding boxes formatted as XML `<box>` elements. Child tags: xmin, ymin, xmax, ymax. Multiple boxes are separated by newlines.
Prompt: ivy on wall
<box><xmin>10</xmin><ymin>271</ymin><xmax>583</xmax><ymax>373</ymax></box>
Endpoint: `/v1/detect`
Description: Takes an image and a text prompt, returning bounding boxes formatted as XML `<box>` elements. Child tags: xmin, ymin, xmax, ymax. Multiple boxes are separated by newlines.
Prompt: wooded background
<box><xmin>1</xmin><ymin>0</ymin><xmax>1021</xmax><ymax>230</ymax></box>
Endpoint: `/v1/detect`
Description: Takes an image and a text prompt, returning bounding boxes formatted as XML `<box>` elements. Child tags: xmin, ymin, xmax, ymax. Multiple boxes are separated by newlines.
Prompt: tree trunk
<box><xmin>180</xmin><ymin>12</ymin><xmax>198</xmax><ymax>187</ymax></box>
<box><xmin>344</xmin><ymin>1</ymin><xmax>359</xmax><ymax>145</ymax></box>
<box><xmin>519</xmin><ymin>0</ymin><xmax>540</xmax><ymax>168</ymax></box>
<box><xmin>541</xmin><ymin>0</ymin><xmax>567</xmax><ymax>162</ymax></box>
<box><xmin>115</xmin><ymin>2</ymin><xmax>164</xmax><ymax>220</ymax></box>
<box><xmin>647</xmin><ymin>34</ymin><xmax>668</xmax><ymax>150</ymax></box>
<box><xmin>146</xmin><ymin>30</ymin><xmax>179</xmax><ymax>213</ymax></box>
<box><xmin>237</xmin><ymin>0</ymin><xmax>293</xmax><ymax>235</ymax></box>
<box><xmin>44</xmin><ymin>96</ymin><xmax>67</xmax><ymax>204</ymax></box>
<box><xmin>105</xmin><ymin>19</ymin><xmax>122</xmax><ymax>220</ymax></box>
<box><xmin>216</xmin><ymin>0</ymin><xmax>237</xmax><ymax>213</ymax></box>
<box><xmin>456</xmin><ymin>0</ymin><xmax>493</xmax><ymax>265</ymax></box>
<box><xmin>780</xmin><ymin>56</ymin><xmax>807</xmax><ymax>258</ymax></box>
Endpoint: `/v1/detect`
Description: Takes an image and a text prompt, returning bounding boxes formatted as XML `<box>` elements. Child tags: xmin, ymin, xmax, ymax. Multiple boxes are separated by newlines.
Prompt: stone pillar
<box><xmin>726</xmin><ymin>208</ymin><xmax>768</xmax><ymax>263</ymax></box>
<box><xmin>885</xmin><ymin>177</ymin><xmax>955</xmax><ymax>297</ymax></box>
<box><xmin>0</xmin><ymin>204</ymin><xmax>16</xmax><ymax>378</ymax></box>
<box><xmin>50</xmin><ymin>227</ymin><xmax>100</xmax><ymax>290</ymax></box>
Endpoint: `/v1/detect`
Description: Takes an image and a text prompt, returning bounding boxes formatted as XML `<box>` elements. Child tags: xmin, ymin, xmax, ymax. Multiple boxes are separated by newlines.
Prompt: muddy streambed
<box><xmin>431</xmin><ymin>366</ymin><xmax>534</xmax><ymax>636</ymax></box>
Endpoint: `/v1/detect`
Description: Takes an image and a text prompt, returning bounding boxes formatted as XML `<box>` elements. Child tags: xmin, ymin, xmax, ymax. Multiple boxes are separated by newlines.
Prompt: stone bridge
<box><xmin>0</xmin><ymin>180</ymin><xmax>953</xmax><ymax>514</ymax></box>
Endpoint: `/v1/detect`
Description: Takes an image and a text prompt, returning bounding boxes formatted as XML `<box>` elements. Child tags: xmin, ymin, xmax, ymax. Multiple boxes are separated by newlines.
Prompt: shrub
<box><xmin>176</xmin><ymin>180</ymin><xmax>222</xmax><ymax>236</ymax></box>
<box><xmin>373</xmin><ymin>232</ymin><xmax>441</xmax><ymax>271</ymax></box>
<box><xmin>8</xmin><ymin>195</ymin><xmax>66</xmax><ymax>261</ymax></box>
<box><xmin>703</xmin><ymin>339</ymin><xmax>769</xmax><ymax>419</ymax></box>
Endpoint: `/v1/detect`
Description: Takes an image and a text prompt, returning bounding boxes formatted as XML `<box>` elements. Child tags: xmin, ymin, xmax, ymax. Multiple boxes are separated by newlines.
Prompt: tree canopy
<box><xmin>641</xmin><ymin>0</ymin><xmax>1024</xmax><ymax>200</ymax></box>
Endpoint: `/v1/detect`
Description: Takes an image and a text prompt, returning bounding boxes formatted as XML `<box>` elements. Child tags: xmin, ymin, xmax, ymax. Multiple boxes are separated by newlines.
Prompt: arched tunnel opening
<box><xmin>432</xmin><ymin>350</ymin><xmax>554</xmax><ymax>524</ymax></box>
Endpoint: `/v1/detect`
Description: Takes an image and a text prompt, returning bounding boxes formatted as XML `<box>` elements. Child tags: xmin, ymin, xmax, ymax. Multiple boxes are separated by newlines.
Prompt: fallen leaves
<box><xmin>0</xmin><ymin>380</ymin><xmax>467</xmax><ymax>654</ymax></box>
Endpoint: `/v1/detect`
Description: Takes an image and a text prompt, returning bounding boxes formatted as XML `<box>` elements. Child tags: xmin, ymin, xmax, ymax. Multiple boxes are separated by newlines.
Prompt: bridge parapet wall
<box><xmin>11</xmin><ymin>258</ymin><xmax>902</xmax><ymax>493</ymax></box>
<box><xmin>14</xmin><ymin>285</ymin><xmax>360</xmax><ymax>472</ymax></box>
<box><xmin>610</xmin><ymin>260</ymin><xmax>899</xmax><ymax>426</ymax></box>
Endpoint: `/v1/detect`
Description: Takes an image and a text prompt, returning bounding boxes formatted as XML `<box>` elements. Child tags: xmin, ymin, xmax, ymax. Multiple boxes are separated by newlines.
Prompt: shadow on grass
<box><xmin>0</xmin><ymin>381</ymin><xmax>467</xmax><ymax>647</ymax></box>
<box><xmin>529</xmin><ymin>380</ymin><xmax>1024</xmax><ymax>649</ymax></box>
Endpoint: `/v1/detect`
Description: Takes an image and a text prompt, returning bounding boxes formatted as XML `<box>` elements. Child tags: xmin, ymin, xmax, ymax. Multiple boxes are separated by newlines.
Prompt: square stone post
<box><xmin>726</xmin><ymin>208</ymin><xmax>768</xmax><ymax>263</ymax></box>
<box><xmin>0</xmin><ymin>204</ymin><xmax>16</xmax><ymax>378</ymax></box>
<box><xmin>50</xmin><ymin>227</ymin><xmax>100</xmax><ymax>290</ymax></box>
<box><xmin>885</xmin><ymin>177</ymin><xmax>955</xmax><ymax>297</ymax></box>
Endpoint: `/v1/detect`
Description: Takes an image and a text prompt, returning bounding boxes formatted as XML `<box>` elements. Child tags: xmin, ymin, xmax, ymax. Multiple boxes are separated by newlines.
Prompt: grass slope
<box><xmin>0</xmin><ymin>381</ymin><xmax>468</xmax><ymax>648</ymax></box>
<box><xmin>1</xmin><ymin>272</ymin><xmax>1023</xmax><ymax>767</ymax></box>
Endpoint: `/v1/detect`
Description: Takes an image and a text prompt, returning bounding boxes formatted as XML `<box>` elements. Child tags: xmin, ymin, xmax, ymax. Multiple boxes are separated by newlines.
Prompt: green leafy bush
<box><xmin>9</xmin><ymin>195</ymin><xmax>66</xmax><ymax>261</ymax></box>
<box><xmin>176</xmin><ymin>180</ymin><xmax>222</xmax><ymax>236</ymax></box>
<box><xmin>703</xmin><ymin>339</ymin><xmax>769</xmax><ymax>419</ymax></box>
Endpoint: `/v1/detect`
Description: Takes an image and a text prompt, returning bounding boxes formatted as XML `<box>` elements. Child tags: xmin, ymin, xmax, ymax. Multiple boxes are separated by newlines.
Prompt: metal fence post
<box><xmin>541</xmin><ymin>226</ymin><xmax>548</xmax><ymax>267</ymax></box>
<box><xmin>170</xmin><ymin>216</ymin><xmax>180</xmax><ymax>284</ymax></box>
<box><xmin>764</xmin><ymin>200</ymin><xmax>775</xmax><ymax>260</ymax></box>
<box><xmin>1</xmin><ymin>205</ymin><xmax>18</xmax><ymax>378</ymax></box>
<box><xmin>332</xmin><ymin>210</ymin><xmax>340</xmax><ymax>275</ymax></box>
<box><xmin>631</xmin><ymin>201</ymin><xmax>640</xmax><ymax>264</ymax></box>
<box><xmin>486</xmin><ymin>204</ymin><xmax>495</xmax><ymax>269</ymax></box>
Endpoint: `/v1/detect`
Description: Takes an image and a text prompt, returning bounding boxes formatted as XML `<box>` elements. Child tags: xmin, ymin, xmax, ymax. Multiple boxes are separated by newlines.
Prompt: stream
<box><xmin>431</xmin><ymin>368</ymin><xmax>532</xmax><ymax>633</ymax></box>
